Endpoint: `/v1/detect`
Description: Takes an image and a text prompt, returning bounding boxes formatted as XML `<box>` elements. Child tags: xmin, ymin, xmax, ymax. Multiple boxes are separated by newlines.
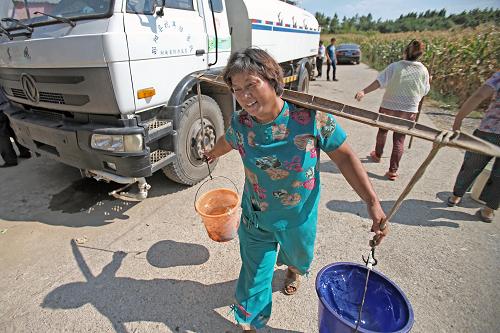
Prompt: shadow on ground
<box><xmin>42</xmin><ymin>240</ymin><xmax>300</xmax><ymax>333</ymax></box>
<box><xmin>319</xmin><ymin>160</ymin><xmax>340</xmax><ymax>174</ymax></box>
<box><xmin>0</xmin><ymin>163</ymin><xmax>190</xmax><ymax>227</ymax></box>
<box><xmin>326</xmin><ymin>191</ymin><xmax>484</xmax><ymax>228</ymax></box>
<box><xmin>366</xmin><ymin>171</ymin><xmax>389</xmax><ymax>181</ymax></box>
<box><xmin>320</xmin><ymin>160</ymin><xmax>393</xmax><ymax>181</ymax></box>
<box><xmin>146</xmin><ymin>240</ymin><xmax>210</xmax><ymax>268</ymax></box>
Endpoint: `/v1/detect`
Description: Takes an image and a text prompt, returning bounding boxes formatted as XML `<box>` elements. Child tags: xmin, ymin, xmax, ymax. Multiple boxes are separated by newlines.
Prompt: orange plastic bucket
<box><xmin>194</xmin><ymin>178</ymin><xmax>240</xmax><ymax>242</ymax></box>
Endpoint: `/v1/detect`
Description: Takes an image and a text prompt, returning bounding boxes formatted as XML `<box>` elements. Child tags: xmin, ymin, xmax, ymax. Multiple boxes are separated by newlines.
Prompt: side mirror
<box><xmin>155</xmin><ymin>0</ymin><xmax>166</xmax><ymax>17</ymax></box>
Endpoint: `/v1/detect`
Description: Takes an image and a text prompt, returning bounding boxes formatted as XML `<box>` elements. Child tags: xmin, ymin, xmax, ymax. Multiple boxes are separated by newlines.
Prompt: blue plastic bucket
<box><xmin>316</xmin><ymin>262</ymin><xmax>414</xmax><ymax>333</ymax></box>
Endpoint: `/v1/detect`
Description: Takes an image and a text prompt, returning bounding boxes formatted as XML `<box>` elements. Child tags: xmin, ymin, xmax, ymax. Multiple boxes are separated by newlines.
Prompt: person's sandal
<box><xmin>283</xmin><ymin>268</ymin><xmax>301</xmax><ymax>295</ymax></box>
<box><xmin>385</xmin><ymin>171</ymin><xmax>398</xmax><ymax>181</ymax></box>
<box><xmin>447</xmin><ymin>196</ymin><xmax>462</xmax><ymax>207</ymax></box>
<box><xmin>369</xmin><ymin>151</ymin><xmax>381</xmax><ymax>163</ymax></box>
<box><xmin>477</xmin><ymin>208</ymin><xmax>494</xmax><ymax>223</ymax></box>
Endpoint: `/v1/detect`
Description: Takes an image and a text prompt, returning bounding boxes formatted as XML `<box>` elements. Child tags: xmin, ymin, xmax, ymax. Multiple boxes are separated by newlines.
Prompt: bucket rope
<box><xmin>355</xmin><ymin>130</ymin><xmax>454</xmax><ymax>332</ymax></box>
<box><xmin>356</xmin><ymin>248</ymin><xmax>376</xmax><ymax>332</ymax></box>
<box><xmin>196</xmin><ymin>76</ymin><xmax>213</xmax><ymax>180</ymax></box>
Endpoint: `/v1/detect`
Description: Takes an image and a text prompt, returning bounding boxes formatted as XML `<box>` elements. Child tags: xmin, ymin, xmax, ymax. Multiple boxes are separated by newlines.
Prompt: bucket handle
<box><xmin>194</xmin><ymin>175</ymin><xmax>240</xmax><ymax>210</ymax></box>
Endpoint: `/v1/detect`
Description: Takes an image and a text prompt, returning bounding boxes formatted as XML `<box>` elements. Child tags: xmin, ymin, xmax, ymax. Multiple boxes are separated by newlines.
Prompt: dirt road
<box><xmin>0</xmin><ymin>63</ymin><xmax>498</xmax><ymax>333</ymax></box>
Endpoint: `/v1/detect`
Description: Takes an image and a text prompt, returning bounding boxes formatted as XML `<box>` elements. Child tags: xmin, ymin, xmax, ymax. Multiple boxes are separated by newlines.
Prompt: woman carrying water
<box><xmin>205</xmin><ymin>48</ymin><xmax>388</xmax><ymax>331</ymax></box>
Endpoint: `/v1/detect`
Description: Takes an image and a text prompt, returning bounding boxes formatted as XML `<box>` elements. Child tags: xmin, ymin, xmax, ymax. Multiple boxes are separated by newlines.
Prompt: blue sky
<box><xmin>300</xmin><ymin>0</ymin><xmax>500</xmax><ymax>20</ymax></box>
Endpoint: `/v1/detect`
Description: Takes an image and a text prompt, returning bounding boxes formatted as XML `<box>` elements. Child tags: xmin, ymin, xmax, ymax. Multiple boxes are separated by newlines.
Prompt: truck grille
<box><xmin>11</xmin><ymin>88</ymin><xmax>66</xmax><ymax>105</ymax></box>
<box><xmin>11</xmin><ymin>88</ymin><xmax>26</xmax><ymax>99</ymax></box>
<box><xmin>39</xmin><ymin>92</ymin><xmax>65</xmax><ymax>104</ymax></box>
<box><xmin>0</xmin><ymin>67</ymin><xmax>118</xmax><ymax>113</ymax></box>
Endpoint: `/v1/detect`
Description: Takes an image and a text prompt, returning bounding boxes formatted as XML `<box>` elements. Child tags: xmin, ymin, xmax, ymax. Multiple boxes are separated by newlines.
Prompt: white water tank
<box><xmin>225</xmin><ymin>0</ymin><xmax>319</xmax><ymax>62</ymax></box>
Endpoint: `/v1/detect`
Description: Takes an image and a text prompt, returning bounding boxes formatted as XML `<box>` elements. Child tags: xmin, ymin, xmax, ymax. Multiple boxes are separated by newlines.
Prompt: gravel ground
<box><xmin>422</xmin><ymin>104</ymin><xmax>481</xmax><ymax>133</ymax></box>
<box><xmin>0</xmin><ymin>63</ymin><xmax>498</xmax><ymax>333</ymax></box>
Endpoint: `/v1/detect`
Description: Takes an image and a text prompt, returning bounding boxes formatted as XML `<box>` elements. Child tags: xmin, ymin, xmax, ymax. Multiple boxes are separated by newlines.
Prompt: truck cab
<box><xmin>0</xmin><ymin>0</ymin><xmax>318</xmax><ymax>199</ymax></box>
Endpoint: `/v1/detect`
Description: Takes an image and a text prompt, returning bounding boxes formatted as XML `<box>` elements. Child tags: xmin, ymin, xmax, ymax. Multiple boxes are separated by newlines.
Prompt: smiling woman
<box><xmin>222</xmin><ymin>48</ymin><xmax>285</xmax><ymax>123</ymax></box>
<box><xmin>204</xmin><ymin>47</ymin><xmax>388</xmax><ymax>331</ymax></box>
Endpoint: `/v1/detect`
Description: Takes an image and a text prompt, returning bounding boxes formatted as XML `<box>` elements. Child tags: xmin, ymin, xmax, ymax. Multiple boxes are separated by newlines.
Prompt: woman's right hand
<box><xmin>203</xmin><ymin>149</ymin><xmax>217</xmax><ymax>164</ymax></box>
<box><xmin>354</xmin><ymin>91</ymin><xmax>365</xmax><ymax>101</ymax></box>
<box><xmin>201</xmin><ymin>136</ymin><xmax>233</xmax><ymax>164</ymax></box>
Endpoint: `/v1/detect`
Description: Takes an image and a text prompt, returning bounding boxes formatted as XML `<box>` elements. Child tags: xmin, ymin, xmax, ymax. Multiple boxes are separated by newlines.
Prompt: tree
<box><xmin>329</xmin><ymin>13</ymin><xmax>340</xmax><ymax>33</ymax></box>
<box><xmin>359</xmin><ymin>13</ymin><xmax>374</xmax><ymax>31</ymax></box>
<box><xmin>315</xmin><ymin>12</ymin><xmax>331</xmax><ymax>32</ymax></box>
<box><xmin>314</xmin><ymin>7</ymin><xmax>499</xmax><ymax>34</ymax></box>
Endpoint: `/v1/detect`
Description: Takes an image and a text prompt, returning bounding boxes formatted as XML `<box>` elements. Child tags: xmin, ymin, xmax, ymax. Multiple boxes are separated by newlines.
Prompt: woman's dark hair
<box><xmin>404</xmin><ymin>39</ymin><xmax>425</xmax><ymax>61</ymax></box>
<box><xmin>222</xmin><ymin>48</ymin><xmax>284</xmax><ymax>96</ymax></box>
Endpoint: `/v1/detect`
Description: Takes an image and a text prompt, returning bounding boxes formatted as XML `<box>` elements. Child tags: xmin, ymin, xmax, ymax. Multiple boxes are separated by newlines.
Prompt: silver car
<box><xmin>336</xmin><ymin>44</ymin><xmax>361</xmax><ymax>64</ymax></box>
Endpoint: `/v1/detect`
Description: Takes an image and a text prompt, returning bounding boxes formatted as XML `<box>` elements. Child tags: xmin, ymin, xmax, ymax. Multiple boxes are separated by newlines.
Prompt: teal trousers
<box><xmin>234</xmin><ymin>215</ymin><xmax>317</xmax><ymax>328</ymax></box>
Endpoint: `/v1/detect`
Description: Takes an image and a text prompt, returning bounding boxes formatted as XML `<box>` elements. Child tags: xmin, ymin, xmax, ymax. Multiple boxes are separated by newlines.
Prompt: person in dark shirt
<box><xmin>447</xmin><ymin>71</ymin><xmax>500</xmax><ymax>222</ymax></box>
<box><xmin>0</xmin><ymin>90</ymin><xmax>31</xmax><ymax>167</ymax></box>
<box><xmin>325</xmin><ymin>38</ymin><xmax>338</xmax><ymax>81</ymax></box>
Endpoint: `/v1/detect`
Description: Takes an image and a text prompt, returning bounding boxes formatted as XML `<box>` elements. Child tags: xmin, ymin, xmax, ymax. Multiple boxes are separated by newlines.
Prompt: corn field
<box><xmin>323</xmin><ymin>25</ymin><xmax>499</xmax><ymax>106</ymax></box>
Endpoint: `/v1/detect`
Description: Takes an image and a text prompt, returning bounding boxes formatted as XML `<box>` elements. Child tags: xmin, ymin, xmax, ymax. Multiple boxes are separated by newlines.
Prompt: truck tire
<box><xmin>163</xmin><ymin>95</ymin><xmax>224</xmax><ymax>185</ymax></box>
<box><xmin>297</xmin><ymin>68</ymin><xmax>310</xmax><ymax>93</ymax></box>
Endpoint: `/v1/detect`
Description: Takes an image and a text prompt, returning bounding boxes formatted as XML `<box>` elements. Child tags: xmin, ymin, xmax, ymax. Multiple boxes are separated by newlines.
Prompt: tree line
<box><xmin>315</xmin><ymin>8</ymin><xmax>499</xmax><ymax>33</ymax></box>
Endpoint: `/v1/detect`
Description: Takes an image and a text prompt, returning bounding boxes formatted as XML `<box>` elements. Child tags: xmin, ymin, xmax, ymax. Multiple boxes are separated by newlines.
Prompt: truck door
<box><xmin>198</xmin><ymin>0</ymin><xmax>231</xmax><ymax>68</ymax></box>
<box><xmin>124</xmin><ymin>0</ymin><xmax>209</xmax><ymax>111</ymax></box>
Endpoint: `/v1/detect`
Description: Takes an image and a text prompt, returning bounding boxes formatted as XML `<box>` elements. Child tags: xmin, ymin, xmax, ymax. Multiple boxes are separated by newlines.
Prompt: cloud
<box><xmin>347</xmin><ymin>0</ymin><xmax>419</xmax><ymax>20</ymax></box>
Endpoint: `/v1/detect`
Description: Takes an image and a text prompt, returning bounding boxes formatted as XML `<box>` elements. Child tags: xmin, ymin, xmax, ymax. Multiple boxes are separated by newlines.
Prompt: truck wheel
<box><xmin>297</xmin><ymin>68</ymin><xmax>310</xmax><ymax>93</ymax></box>
<box><xmin>163</xmin><ymin>95</ymin><xmax>224</xmax><ymax>185</ymax></box>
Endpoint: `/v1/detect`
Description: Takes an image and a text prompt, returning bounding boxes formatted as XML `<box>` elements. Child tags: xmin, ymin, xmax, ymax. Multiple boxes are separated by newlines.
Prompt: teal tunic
<box><xmin>225</xmin><ymin>101</ymin><xmax>347</xmax><ymax>328</ymax></box>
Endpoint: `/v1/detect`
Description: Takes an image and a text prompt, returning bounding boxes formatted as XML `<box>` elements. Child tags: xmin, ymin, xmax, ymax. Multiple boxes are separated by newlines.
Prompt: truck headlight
<box><xmin>91</xmin><ymin>134</ymin><xmax>143</xmax><ymax>153</ymax></box>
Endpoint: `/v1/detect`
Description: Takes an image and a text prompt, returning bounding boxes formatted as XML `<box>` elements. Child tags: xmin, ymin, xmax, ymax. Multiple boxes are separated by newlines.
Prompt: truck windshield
<box><xmin>0</xmin><ymin>0</ymin><xmax>113</xmax><ymax>30</ymax></box>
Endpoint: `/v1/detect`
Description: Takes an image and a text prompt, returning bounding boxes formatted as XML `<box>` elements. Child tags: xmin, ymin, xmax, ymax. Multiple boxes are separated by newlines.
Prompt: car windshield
<box><xmin>0</xmin><ymin>0</ymin><xmax>112</xmax><ymax>30</ymax></box>
<box><xmin>338</xmin><ymin>44</ymin><xmax>360</xmax><ymax>50</ymax></box>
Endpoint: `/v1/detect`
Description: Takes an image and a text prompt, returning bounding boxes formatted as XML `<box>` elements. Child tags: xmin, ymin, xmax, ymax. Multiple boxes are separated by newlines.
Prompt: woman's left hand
<box><xmin>354</xmin><ymin>91</ymin><xmax>365</xmax><ymax>101</ymax></box>
<box><xmin>367</xmin><ymin>202</ymin><xmax>388</xmax><ymax>245</ymax></box>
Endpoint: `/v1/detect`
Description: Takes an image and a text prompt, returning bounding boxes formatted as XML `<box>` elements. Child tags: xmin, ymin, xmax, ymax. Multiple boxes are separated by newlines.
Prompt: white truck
<box><xmin>0</xmin><ymin>0</ymin><xmax>319</xmax><ymax>199</ymax></box>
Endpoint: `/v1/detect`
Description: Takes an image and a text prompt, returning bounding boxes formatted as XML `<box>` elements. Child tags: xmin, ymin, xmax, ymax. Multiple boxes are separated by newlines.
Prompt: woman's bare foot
<box><xmin>241</xmin><ymin>324</ymin><xmax>256</xmax><ymax>332</ymax></box>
